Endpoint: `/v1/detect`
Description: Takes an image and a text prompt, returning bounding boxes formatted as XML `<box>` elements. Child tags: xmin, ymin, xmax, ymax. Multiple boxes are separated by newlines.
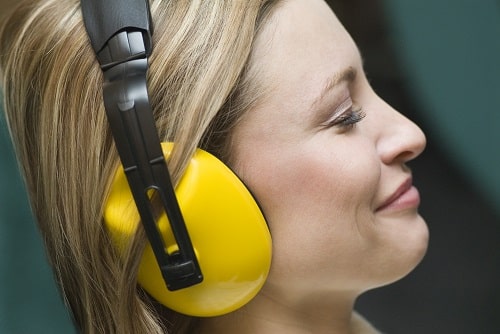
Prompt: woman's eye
<box><xmin>324</xmin><ymin>104</ymin><xmax>366</xmax><ymax>133</ymax></box>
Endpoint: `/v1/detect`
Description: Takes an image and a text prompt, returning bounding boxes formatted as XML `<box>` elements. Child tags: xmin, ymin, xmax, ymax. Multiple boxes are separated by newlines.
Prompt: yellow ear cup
<box><xmin>104</xmin><ymin>142</ymin><xmax>272</xmax><ymax>316</ymax></box>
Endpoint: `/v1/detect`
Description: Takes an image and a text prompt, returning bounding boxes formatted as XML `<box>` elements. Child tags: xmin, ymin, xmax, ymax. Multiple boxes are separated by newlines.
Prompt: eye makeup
<box><xmin>320</xmin><ymin>96</ymin><xmax>365</xmax><ymax>132</ymax></box>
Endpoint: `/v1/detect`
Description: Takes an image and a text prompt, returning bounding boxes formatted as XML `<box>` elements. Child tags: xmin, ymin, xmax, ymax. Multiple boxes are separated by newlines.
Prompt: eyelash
<box><xmin>326</xmin><ymin>105</ymin><xmax>366</xmax><ymax>132</ymax></box>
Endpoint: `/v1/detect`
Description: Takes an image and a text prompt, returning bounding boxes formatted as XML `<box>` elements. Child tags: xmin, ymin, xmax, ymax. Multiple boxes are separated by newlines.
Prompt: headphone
<box><xmin>80</xmin><ymin>0</ymin><xmax>272</xmax><ymax>317</ymax></box>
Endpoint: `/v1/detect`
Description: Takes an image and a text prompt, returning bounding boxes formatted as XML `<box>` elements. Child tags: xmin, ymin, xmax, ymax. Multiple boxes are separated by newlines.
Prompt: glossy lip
<box><xmin>376</xmin><ymin>177</ymin><xmax>420</xmax><ymax>212</ymax></box>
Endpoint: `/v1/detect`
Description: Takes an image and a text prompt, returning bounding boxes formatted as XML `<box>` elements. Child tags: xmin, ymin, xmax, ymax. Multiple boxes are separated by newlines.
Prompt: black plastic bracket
<box><xmin>80</xmin><ymin>0</ymin><xmax>203</xmax><ymax>291</ymax></box>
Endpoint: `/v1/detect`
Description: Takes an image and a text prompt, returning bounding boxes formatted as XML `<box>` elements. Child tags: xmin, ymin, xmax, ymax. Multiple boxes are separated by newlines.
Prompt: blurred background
<box><xmin>1</xmin><ymin>0</ymin><xmax>499</xmax><ymax>333</ymax></box>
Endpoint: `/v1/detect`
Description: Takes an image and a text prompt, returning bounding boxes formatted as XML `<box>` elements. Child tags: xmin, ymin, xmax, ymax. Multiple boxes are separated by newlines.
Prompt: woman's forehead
<box><xmin>249</xmin><ymin>0</ymin><xmax>360</xmax><ymax>113</ymax></box>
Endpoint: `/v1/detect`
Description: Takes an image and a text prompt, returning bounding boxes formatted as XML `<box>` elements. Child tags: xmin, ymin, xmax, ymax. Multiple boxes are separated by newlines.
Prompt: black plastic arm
<box><xmin>80</xmin><ymin>0</ymin><xmax>203</xmax><ymax>291</ymax></box>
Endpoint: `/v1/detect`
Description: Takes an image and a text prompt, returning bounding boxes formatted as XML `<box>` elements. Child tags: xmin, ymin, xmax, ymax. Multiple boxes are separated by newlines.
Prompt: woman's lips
<box><xmin>376</xmin><ymin>178</ymin><xmax>421</xmax><ymax>212</ymax></box>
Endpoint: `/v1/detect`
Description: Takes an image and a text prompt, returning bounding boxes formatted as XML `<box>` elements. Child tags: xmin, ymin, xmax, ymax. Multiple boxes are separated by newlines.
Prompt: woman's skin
<box><xmin>201</xmin><ymin>0</ymin><xmax>429</xmax><ymax>333</ymax></box>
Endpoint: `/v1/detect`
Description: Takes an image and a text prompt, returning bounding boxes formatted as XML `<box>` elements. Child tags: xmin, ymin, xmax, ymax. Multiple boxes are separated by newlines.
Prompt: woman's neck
<box><xmin>197</xmin><ymin>286</ymin><xmax>377</xmax><ymax>334</ymax></box>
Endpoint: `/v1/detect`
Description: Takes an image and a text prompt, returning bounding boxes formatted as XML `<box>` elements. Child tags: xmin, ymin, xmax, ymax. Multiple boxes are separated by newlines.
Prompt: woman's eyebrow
<box><xmin>309</xmin><ymin>66</ymin><xmax>357</xmax><ymax>111</ymax></box>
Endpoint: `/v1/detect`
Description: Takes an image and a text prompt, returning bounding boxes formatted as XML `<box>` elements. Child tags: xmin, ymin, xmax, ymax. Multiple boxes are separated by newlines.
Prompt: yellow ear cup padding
<box><xmin>104</xmin><ymin>142</ymin><xmax>272</xmax><ymax>316</ymax></box>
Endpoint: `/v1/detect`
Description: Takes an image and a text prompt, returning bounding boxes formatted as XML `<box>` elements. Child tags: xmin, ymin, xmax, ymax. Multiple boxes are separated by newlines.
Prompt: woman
<box><xmin>0</xmin><ymin>0</ymin><xmax>428</xmax><ymax>333</ymax></box>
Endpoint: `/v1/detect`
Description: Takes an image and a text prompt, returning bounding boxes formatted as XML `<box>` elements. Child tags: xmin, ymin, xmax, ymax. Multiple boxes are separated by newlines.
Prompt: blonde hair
<box><xmin>0</xmin><ymin>0</ymin><xmax>280</xmax><ymax>332</ymax></box>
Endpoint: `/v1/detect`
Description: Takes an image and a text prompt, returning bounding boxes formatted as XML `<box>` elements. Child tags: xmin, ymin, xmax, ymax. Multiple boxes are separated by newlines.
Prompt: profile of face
<box><xmin>230</xmin><ymin>0</ymin><xmax>429</xmax><ymax>302</ymax></box>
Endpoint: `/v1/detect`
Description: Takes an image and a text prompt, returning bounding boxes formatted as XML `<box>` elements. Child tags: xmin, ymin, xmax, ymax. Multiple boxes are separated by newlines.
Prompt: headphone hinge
<box><xmin>97</xmin><ymin>30</ymin><xmax>150</xmax><ymax>71</ymax></box>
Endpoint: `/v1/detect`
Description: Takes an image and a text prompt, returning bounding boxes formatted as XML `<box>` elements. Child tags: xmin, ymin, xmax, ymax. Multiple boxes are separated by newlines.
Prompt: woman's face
<box><xmin>230</xmin><ymin>0</ymin><xmax>429</xmax><ymax>296</ymax></box>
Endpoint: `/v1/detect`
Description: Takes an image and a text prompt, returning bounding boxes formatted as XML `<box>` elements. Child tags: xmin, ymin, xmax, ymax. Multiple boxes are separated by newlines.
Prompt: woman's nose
<box><xmin>376</xmin><ymin>103</ymin><xmax>427</xmax><ymax>165</ymax></box>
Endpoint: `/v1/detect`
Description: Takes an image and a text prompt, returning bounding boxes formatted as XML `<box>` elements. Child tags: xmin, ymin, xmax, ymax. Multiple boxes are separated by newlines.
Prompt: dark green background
<box><xmin>383</xmin><ymin>0</ymin><xmax>500</xmax><ymax>213</ymax></box>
